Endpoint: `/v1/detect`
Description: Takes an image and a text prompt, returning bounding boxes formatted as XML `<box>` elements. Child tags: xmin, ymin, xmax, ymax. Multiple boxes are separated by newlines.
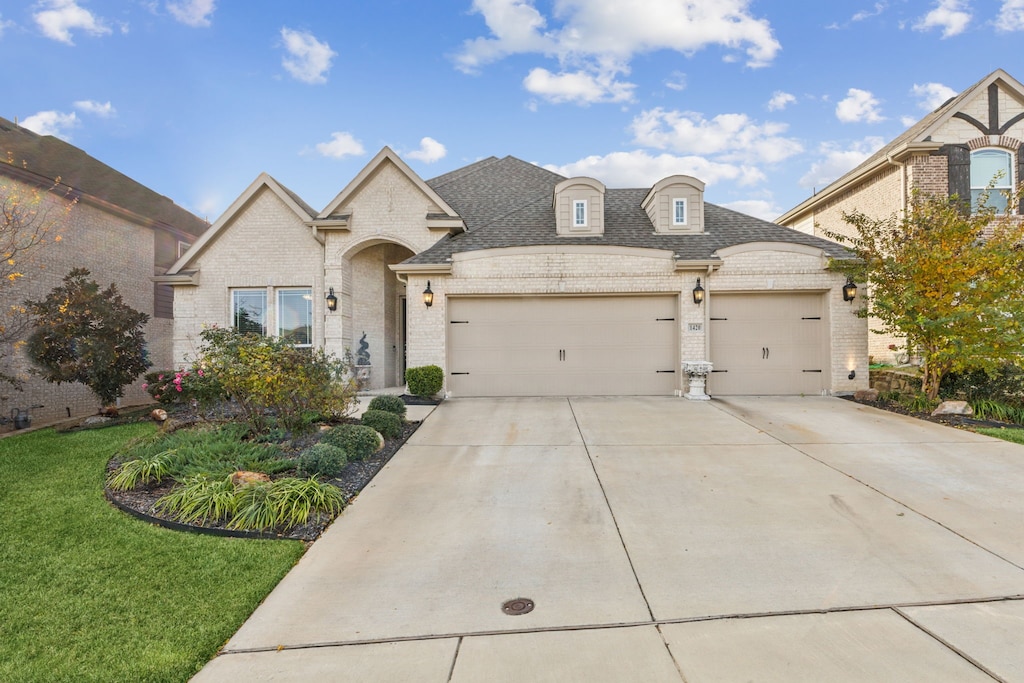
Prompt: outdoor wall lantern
<box><xmin>692</xmin><ymin>278</ymin><xmax>705</xmax><ymax>305</ymax></box>
<box><xmin>842</xmin><ymin>278</ymin><xmax>857</xmax><ymax>303</ymax></box>
<box><xmin>423</xmin><ymin>280</ymin><xmax>434</xmax><ymax>308</ymax></box>
<box><xmin>325</xmin><ymin>287</ymin><xmax>338</xmax><ymax>312</ymax></box>
<box><xmin>848</xmin><ymin>370</ymin><xmax>856</xmax><ymax>380</ymax></box>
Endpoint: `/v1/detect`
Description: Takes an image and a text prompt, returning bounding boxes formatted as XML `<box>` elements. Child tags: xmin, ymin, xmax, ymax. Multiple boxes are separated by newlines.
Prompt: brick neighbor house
<box><xmin>776</xmin><ymin>68</ymin><xmax>1024</xmax><ymax>363</ymax></box>
<box><xmin>163</xmin><ymin>147</ymin><xmax>867</xmax><ymax>398</ymax></box>
<box><xmin>0</xmin><ymin>117</ymin><xmax>209</xmax><ymax>429</ymax></box>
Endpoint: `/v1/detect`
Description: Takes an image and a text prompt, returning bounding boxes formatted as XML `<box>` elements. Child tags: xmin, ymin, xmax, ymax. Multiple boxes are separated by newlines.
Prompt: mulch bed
<box><xmin>841</xmin><ymin>394</ymin><xmax>1024</xmax><ymax>430</ymax></box>
<box><xmin>103</xmin><ymin>410</ymin><xmax>422</xmax><ymax>542</ymax></box>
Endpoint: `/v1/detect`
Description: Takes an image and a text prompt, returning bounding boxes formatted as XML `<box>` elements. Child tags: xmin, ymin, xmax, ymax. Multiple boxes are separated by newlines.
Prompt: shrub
<box><xmin>321</xmin><ymin>424</ymin><xmax>382</xmax><ymax>461</ymax></box>
<box><xmin>361</xmin><ymin>409</ymin><xmax>403</xmax><ymax>439</ymax></box>
<box><xmin>297</xmin><ymin>443</ymin><xmax>348</xmax><ymax>478</ymax></box>
<box><xmin>406</xmin><ymin>365</ymin><xmax>443</xmax><ymax>397</ymax></box>
<box><xmin>941</xmin><ymin>364</ymin><xmax>1024</xmax><ymax>405</ymax></box>
<box><xmin>143</xmin><ymin>367</ymin><xmax>225</xmax><ymax>408</ymax></box>
<box><xmin>194</xmin><ymin>326</ymin><xmax>358</xmax><ymax>433</ymax></box>
<box><xmin>367</xmin><ymin>394</ymin><xmax>407</xmax><ymax>418</ymax></box>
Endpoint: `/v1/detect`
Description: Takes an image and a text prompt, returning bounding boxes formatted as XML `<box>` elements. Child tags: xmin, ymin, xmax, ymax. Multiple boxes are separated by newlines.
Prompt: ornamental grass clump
<box><xmin>367</xmin><ymin>394</ymin><xmax>406</xmax><ymax>418</ymax></box>
<box><xmin>361</xmin><ymin>409</ymin><xmax>403</xmax><ymax>439</ymax></box>
<box><xmin>321</xmin><ymin>424</ymin><xmax>382</xmax><ymax>462</ymax></box>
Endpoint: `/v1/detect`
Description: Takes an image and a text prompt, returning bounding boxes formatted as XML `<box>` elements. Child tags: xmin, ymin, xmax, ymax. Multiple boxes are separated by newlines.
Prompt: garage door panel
<box><xmin>448</xmin><ymin>296</ymin><xmax>678</xmax><ymax>397</ymax></box>
<box><xmin>709</xmin><ymin>293</ymin><xmax>828</xmax><ymax>396</ymax></box>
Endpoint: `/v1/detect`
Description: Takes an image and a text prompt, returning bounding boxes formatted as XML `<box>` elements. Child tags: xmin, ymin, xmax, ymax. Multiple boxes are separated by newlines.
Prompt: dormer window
<box><xmin>574</xmin><ymin>200</ymin><xmax>587</xmax><ymax>227</ymax></box>
<box><xmin>554</xmin><ymin>177</ymin><xmax>605</xmax><ymax>236</ymax></box>
<box><xmin>970</xmin><ymin>148</ymin><xmax>1013</xmax><ymax>214</ymax></box>
<box><xmin>673</xmin><ymin>198</ymin><xmax>687</xmax><ymax>226</ymax></box>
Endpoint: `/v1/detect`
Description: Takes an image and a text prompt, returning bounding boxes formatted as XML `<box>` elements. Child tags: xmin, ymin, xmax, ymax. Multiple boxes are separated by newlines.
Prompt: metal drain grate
<box><xmin>501</xmin><ymin>598</ymin><xmax>535</xmax><ymax>616</ymax></box>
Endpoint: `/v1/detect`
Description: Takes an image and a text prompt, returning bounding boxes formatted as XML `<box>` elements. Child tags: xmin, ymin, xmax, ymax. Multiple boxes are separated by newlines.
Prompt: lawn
<box><xmin>0</xmin><ymin>424</ymin><xmax>306</xmax><ymax>682</ymax></box>
<box><xmin>975</xmin><ymin>426</ymin><xmax>1024</xmax><ymax>445</ymax></box>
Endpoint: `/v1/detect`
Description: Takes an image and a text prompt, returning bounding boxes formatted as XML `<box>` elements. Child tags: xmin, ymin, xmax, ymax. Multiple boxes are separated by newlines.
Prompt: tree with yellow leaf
<box><xmin>830</xmin><ymin>188</ymin><xmax>1024</xmax><ymax>400</ymax></box>
<box><xmin>1</xmin><ymin>166</ymin><xmax>74</xmax><ymax>390</ymax></box>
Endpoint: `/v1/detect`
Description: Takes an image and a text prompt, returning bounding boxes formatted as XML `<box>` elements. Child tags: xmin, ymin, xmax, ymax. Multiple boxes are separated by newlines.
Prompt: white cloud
<box><xmin>798</xmin><ymin>137</ymin><xmax>886</xmax><ymax>189</ymax></box>
<box><xmin>523</xmin><ymin>66</ymin><xmax>634</xmax><ymax>104</ymax></box>
<box><xmin>280</xmin><ymin>28</ymin><xmax>336</xmax><ymax>85</ymax></box>
<box><xmin>20</xmin><ymin>110</ymin><xmax>80</xmax><ymax>139</ymax></box>
<box><xmin>455</xmin><ymin>0</ymin><xmax>781</xmax><ymax>107</ymax></box>
<box><xmin>543</xmin><ymin>150</ymin><xmax>766</xmax><ymax>188</ymax></box>
<box><xmin>996</xmin><ymin>0</ymin><xmax>1024</xmax><ymax>30</ymax></box>
<box><xmin>33</xmin><ymin>0</ymin><xmax>111</xmax><ymax>44</ymax></box>
<box><xmin>835</xmin><ymin>88</ymin><xmax>885</xmax><ymax>123</ymax></box>
<box><xmin>914</xmin><ymin>0</ymin><xmax>972</xmax><ymax>37</ymax></box>
<box><xmin>167</xmin><ymin>0</ymin><xmax>216</xmax><ymax>27</ymax></box>
<box><xmin>314</xmin><ymin>132</ymin><xmax>365</xmax><ymax>159</ymax></box>
<box><xmin>900</xmin><ymin>115</ymin><xmax>918</xmax><ymax>126</ymax></box>
<box><xmin>407</xmin><ymin>137</ymin><xmax>447</xmax><ymax>163</ymax></box>
<box><xmin>630</xmin><ymin>108</ymin><xmax>803</xmax><ymax>164</ymax></box>
<box><xmin>720</xmin><ymin>198</ymin><xmax>781</xmax><ymax>221</ymax></box>
<box><xmin>73</xmin><ymin>100</ymin><xmax>116</xmax><ymax>117</ymax></box>
<box><xmin>0</xmin><ymin>14</ymin><xmax>14</xmax><ymax>37</ymax></box>
<box><xmin>910</xmin><ymin>82</ymin><xmax>957</xmax><ymax>110</ymax></box>
<box><xmin>852</xmin><ymin>2</ymin><xmax>888</xmax><ymax>21</ymax></box>
<box><xmin>767</xmin><ymin>91</ymin><xmax>796</xmax><ymax>111</ymax></box>
<box><xmin>664</xmin><ymin>71</ymin><xmax>687</xmax><ymax>91</ymax></box>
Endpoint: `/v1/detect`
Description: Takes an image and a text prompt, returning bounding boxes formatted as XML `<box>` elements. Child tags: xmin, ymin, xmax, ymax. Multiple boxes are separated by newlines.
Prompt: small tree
<box><xmin>0</xmin><ymin>164</ymin><xmax>74</xmax><ymax>391</ymax></box>
<box><xmin>830</xmin><ymin>189</ymin><xmax>1024</xmax><ymax>399</ymax></box>
<box><xmin>25</xmin><ymin>268</ymin><xmax>150</xmax><ymax>407</ymax></box>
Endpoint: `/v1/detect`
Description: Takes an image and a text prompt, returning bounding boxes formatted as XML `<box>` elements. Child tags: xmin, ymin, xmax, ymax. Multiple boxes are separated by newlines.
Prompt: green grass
<box><xmin>0</xmin><ymin>425</ymin><xmax>306</xmax><ymax>682</ymax></box>
<box><xmin>975</xmin><ymin>427</ymin><xmax>1024</xmax><ymax>445</ymax></box>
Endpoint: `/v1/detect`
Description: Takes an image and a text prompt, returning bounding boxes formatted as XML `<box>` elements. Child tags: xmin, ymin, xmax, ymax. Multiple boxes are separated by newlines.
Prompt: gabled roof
<box><xmin>319</xmin><ymin>146</ymin><xmax>461</xmax><ymax>220</ymax></box>
<box><xmin>777</xmin><ymin>69</ymin><xmax>1024</xmax><ymax>224</ymax></box>
<box><xmin>167</xmin><ymin>172</ymin><xmax>314</xmax><ymax>274</ymax></box>
<box><xmin>401</xmin><ymin>156</ymin><xmax>850</xmax><ymax>266</ymax></box>
<box><xmin>0</xmin><ymin>116</ymin><xmax>208</xmax><ymax>238</ymax></box>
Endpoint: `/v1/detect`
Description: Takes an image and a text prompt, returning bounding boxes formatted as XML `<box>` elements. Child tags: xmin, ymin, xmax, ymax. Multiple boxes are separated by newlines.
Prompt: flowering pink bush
<box><xmin>143</xmin><ymin>367</ymin><xmax>224</xmax><ymax>407</ymax></box>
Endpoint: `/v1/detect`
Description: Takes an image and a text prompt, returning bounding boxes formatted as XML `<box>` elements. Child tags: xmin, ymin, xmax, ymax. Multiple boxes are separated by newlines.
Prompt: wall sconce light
<box><xmin>842</xmin><ymin>277</ymin><xmax>857</xmax><ymax>303</ymax></box>
<box><xmin>423</xmin><ymin>280</ymin><xmax>434</xmax><ymax>308</ymax></box>
<box><xmin>848</xmin><ymin>370</ymin><xmax>856</xmax><ymax>380</ymax></box>
<box><xmin>692</xmin><ymin>277</ymin><xmax>705</xmax><ymax>305</ymax></box>
<box><xmin>325</xmin><ymin>287</ymin><xmax>338</xmax><ymax>312</ymax></box>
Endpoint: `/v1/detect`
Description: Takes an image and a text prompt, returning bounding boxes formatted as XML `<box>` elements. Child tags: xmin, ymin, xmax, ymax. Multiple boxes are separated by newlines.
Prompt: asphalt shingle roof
<box><xmin>0</xmin><ymin>116</ymin><xmax>209</xmax><ymax>237</ymax></box>
<box><xmin>409</xmin><ymin>156</ymin><xmax>852</xmax><ymax>265</ymax></box>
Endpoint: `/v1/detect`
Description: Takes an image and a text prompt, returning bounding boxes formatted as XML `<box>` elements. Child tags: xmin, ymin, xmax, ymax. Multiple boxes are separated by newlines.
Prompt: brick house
<box><xmin>165</xmin><ymin>147</ymin><xmax>867</xmax><ymax>397</ymax></box>
<box><xmin>0</xmin><ymin>117</ymin><xmax>209</xmax><ymax>428</ymax></box>
<box><xmin>776</xmin><ymin>68</ymin><xmax>1024</xmax><ymax>363</ymax></box>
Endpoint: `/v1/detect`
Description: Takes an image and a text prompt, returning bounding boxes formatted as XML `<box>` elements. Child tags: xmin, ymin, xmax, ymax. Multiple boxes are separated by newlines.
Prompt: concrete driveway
<box><xmin>194</xmin><ymin>397</ymin><xmax>1024</xmax><ymax>682</ymax></box>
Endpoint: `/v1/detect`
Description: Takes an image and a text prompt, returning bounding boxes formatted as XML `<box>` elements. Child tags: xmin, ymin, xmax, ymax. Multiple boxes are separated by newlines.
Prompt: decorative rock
<box><xmin>99</xmin><ymin>405</ymin><xmax>119</xmax><ymax>417</ymax></box>
<box><xmin>230</xmin><ymin>471</ymin><xmax>271</xmax><ymax>487</ymax></box>
<box><xmin>83</xmin><ymin>416</ymin><xmax>111</xmax><ymax>425</ymax></box>
<box><xmin>854</xmin><ymin>389</ymin><xmax>879</xmax><ymax>401</ymax></box>
<box><xmin>150</xmin><ymin>408</ymin><xmax>168</xmax><ymax>422</ymax></box>
<box><xmin>319</xmin><ymin>424</ymin><xmax>332</xmax><ymax>432</ymax></box>
<box><xmin>373</xmin><ymin>430</ymin><xmax>385</xmax><ymax>453</ymax></box>
<box><xmin>931</xmin><ymin>400</ymin><xmax>974</xmax><ymax>417</ymax></box>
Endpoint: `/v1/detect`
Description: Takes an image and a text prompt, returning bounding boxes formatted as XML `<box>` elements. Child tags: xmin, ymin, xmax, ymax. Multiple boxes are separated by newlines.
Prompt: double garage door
<box><xmin>709</xmin><ymin>293</ymin><xmax>828</xmax><ymax>396</ymax></box>
<box><xmin>447</xmin><ymin>296</ymin><xmax>678</xmax><ymax>397</ymax></box>
<box><xmin>446</xmin><ymin>292</ymin><xmax>829</xmax><ymax>397</ymax></box>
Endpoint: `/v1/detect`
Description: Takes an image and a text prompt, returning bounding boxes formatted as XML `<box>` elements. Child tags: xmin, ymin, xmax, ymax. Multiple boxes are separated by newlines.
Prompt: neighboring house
<box><xmin>777</xmin><ymin>68</ymin><xmax>1024</xmax><ymax>362</ymax></box>
<box><xmin>165</xmin><ymin>147</ymin><xmax>867</xmax><ymax>398</ymax></box>
<box><xmin>0</xmin><ymin>117</ymin><xmax>209</xmax><ymax>428</ymax></box>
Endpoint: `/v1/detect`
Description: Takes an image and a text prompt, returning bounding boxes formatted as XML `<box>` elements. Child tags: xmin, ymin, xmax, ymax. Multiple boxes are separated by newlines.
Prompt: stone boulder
<box><xmin>230</xmin><ymin>471</ymin><xmax>271</xmax><ymax>487</ymax></box>
<box><xmin>931</xmin><ymin>400</ymin><xmax>974</xmax><ymax>417</ymax></box>
<box><xmin>854</xmin><ymin>388</ymin><xmax>879</xmax><ymax>401</ymax></box>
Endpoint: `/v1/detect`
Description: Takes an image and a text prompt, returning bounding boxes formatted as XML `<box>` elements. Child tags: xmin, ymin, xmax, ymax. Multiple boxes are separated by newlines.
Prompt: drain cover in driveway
<box><xmin>502</xmin><ymin>598</ymin><xmax>535</xmax><ymax>615</ymax></box>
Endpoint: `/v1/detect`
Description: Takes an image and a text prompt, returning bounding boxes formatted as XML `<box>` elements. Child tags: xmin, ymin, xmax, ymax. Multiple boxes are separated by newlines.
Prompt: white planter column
<box><xmin>682</xmin><ymin>360</ymin><xmax>713</xmax><ymax>400</ymax></box>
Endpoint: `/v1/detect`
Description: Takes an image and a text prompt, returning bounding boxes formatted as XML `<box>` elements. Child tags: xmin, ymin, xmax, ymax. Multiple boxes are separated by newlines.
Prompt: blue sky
<box><xmin>3</xmin><ymin>0</ymin><xmax>1023</xmax><ymax>222</ymax></box>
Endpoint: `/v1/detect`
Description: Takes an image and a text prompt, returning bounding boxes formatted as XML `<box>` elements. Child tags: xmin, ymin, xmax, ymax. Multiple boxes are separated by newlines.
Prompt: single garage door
<box><xmin>447</xmin><ymin>295</ymin><xmax>678</xmax><ymax>396</ymax></box>
<box><xmin>709</xmin><ymin>293</ymin><xmax>828</xmax><ymax>395</ymax></box>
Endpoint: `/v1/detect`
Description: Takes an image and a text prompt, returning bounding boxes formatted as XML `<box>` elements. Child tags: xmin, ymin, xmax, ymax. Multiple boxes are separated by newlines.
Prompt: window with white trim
<box><xmin>232</xmin><ymin>289</ymin><xmax>267</xmax><ymax>336</ymax></box>
<box><xmin>277</xmin><ymin>289</ymin><xmax>313</xmax><ymax>347</ymax></box>
<box><xmin>177</xmin><ymin>240</ymin><xmax>192</xmax><ymax>258</ymax></box>
<box><xmin>970</xmin><ymin>148</ymin><xmax>1013</xmax><ymax>214</ymax></box>
<box><xmin>673</xmin><ymin>198</ymin><xmax>687</xmax><ymax>225</ymax></box>
<box><xmin>573</xmin><ymin>199</ymin><xmax>587</xmax><ymax>226</ymax></box>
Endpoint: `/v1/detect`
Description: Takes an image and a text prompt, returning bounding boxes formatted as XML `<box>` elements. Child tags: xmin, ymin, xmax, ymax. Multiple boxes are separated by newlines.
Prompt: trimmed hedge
<box><xmin>367</xmin><ymin>394</ymin><xmax>407</xmax><ymax>418</ymax></box>
<box><xmin>297</xmin><ymin>443</ymin><xmax>348</xmax><ymax>478</ymax></box>
<box><xmin>321</xmin><ymin>424</ymin><xmax>383</xmax><ymax>461</ymax></box>
<box><xmin>406</xmin><ymin>365</ymin><xmax>443</xmax><ymax>398</ymax></box>
<box><xmin>361</xmin><ymin>409</ymin><xmax>403</xmax><ymax>439</ymax></box>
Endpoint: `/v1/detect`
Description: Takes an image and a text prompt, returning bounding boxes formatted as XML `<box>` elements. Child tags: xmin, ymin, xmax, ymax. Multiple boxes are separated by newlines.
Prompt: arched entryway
<box><xmin>340</xmin><ymin>240</ymin><xmax>415</xmax><ymax>390</ymax></box>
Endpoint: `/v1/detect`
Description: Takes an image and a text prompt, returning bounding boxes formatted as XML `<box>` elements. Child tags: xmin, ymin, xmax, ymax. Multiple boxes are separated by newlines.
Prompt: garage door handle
<box><xmin>711</xmin><ymin>369</ymin><xmax>728</xmax><ymax>373</ymax></box>
<box><xmin>450</xmin><ymin>320</ymin><xmax>469</xmax><ymax>324</ymax></box>
<box><xmin>762</xmin><ymin>347</ymin><xmax>769</xmax><ymax>359</ymax></box>
<box><xmin>656</xmin><ymin>370</ymin><xmax>676</xmax><ymax>373</ymax></box>
<box><xmin>801</xmin><ymin>316</ymin><xmax>821</xmax><ymax>320</ymax></box>
<box><xmin>710</xmin><ymin>317</ymin><xmax>727</xmax><ymax>321</ymax></box>
<box><xmin>656</xmin><ymin>317</ymin><xmax>675</xmax><ymax>321</ymax></box>
<box><xmin>451</xmin><ymin>372</ymin><xmax>470</xmax><ymax>375</ymax></box>
<box><xmin>802</xmin><ymin>369</ymin><xmax>822</xmax><ymax>373</ymax></box>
